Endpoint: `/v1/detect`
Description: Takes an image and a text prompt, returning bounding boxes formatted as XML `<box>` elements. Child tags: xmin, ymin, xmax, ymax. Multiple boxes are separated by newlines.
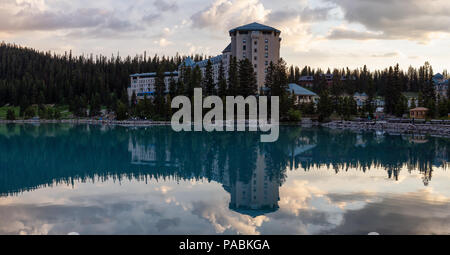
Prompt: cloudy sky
<box><xmin>1</xmin><ymin>0</ymin><xmax>450</xmax><ymax>72</ymax></box>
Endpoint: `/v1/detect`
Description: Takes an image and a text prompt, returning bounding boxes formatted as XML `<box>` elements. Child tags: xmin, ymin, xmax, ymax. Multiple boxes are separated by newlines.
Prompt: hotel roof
<box><xmin>180</xmin><ymin>57</ymin><xmax>196</xmax><ymax>67</ymax></box>
<box><xmin>287</xmin><ymin>83</ymin><xmax>317</xmax><ymax>96</ymax></box>
<box><xmin>130</xmin><ymin>71</ymin><xmax>178</xmax><ymax>77</ymax></box>
<box><xmin>229</xmin><ymin>22</ymin><xmax>281</xmax><ymax>34</ymax></box>
<box><xmin>222</xmin><ymin>43</ymin><xmax>231</xmax><ymax>53</ymax></box>
<box><xmin>195</xmin><ymin>55</ymin><xmax>223</xmax><ymax>68</ymax></box>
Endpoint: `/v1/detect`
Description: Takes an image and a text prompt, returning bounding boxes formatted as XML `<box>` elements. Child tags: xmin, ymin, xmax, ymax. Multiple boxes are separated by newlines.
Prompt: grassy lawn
<box><xmin>54</xmin><ymin>105</ymin><xmax>73</xmax><ymax>119</ymax></box>
<box><xmin>0</xmin><ymin>105</ymin><xmax>75</xmax><ymax>120</ymax></box>
<box><xmin>0</xmin><ymin>106</ymin><xmax>20</xmax><ymax>120</ymax></box>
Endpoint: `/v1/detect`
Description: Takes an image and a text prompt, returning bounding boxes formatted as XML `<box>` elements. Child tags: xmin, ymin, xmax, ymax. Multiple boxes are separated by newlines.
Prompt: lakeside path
<box><xmin>321</xmin><ymin>120</ymin><xmax>450</xmax><ymax>138</ymax></box>
<box><xmin>0</xmin><ymin>119</ymin><xmax>173</xmax><ymax>126</ymax></box>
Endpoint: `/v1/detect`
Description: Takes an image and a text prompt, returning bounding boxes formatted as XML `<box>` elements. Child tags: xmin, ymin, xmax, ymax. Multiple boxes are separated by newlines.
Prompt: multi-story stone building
<box><xmin>229</xmin><ymin>22</ymin><xmax>281</xmax><ymax>90</ymax></box>
<box><xmin>433</xmin><ymin>73</ymin><xmax>449</xmax><ymax>98</ymax></box>
<box><xmin>128</xmin><ymin>22</ymin><xmax>281</xmax><ymax>99</ymax></box>
<box><xmin>128</xmin><ymin>71</ymin><xmax>178</xmax><ymax>100</ymax></box>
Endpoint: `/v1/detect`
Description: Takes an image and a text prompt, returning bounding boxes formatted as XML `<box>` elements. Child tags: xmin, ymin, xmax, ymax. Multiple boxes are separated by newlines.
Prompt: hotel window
<box><xmin>243</xmin><ymin>53</ymin><xmax>246</xmax><ymax>58</ymax></box>
<box><xmin>254</xmin><ymin>64</ymin><xmax>257</xmax><ymax>68</ymax></box>
<box><xmin>254</xmin><ymin>48</ymin><xmax>257</xmax><ymax>53</ymax></box>
<box><xmin>265</xmin><ymin>53</ymin><xmax>268</xmax><ymax>58</ymax></box>
<box><xmin>265</xmin><ymin>39</ymin><xmax>268</xmax><ymax>43</ymax></box>
<box><xmin>265</xmin><ymin>61</ymin><xmax>268</xmax><ymax>66</ymax></box>
<box><xmin>254</xmin><ymin>56</ymin><xmax>257</xmax><ymax>61</ymax></box>
<box><xmin>265</xmin><ymin>69</ymin><xmax>268</xmax><ymax>73</ymax></box>
<box><xmin>243</xmin><ymin>39</ymin><xmax>246</xmax><ymax>44</ymax></box>
<box><xmin>243</xmin><ymin>45</ymin><xmax>246</xmax><ymax>51</ymax></box>
<box><xmin>254</xmin><ymin>41</ymin><xmax>257</xmax><ymax>45</ymax></box>
<box><xmin>265</xmin><ymin>45</ymin><xmax>268</xmax><ymax>51</ymax></box>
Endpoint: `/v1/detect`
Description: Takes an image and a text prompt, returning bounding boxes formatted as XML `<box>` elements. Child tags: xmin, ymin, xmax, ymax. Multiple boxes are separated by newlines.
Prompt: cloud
<box><xmin>154</xmin><ymin>0</ymin><xmax>179</xmax><ymax>12</ymax></box>
<box><xmin>265</xmin><ymin>7</ymin><xmax>332</xmax><ymax>52</ymax></box>
<box><xmin>371</xmin><ymin>52</ymin><xmax>399</xmax><ymax>58</ymax></box>
<box><xmin>155</xmin><ymin>217</ymin><xmax>181</xmax><ymax>232</ymax></box>
<box><xmin>325</xmin><ymin>190</ymin><xmax>450</xmax><ymax>234</ymax></box>
<box><xmin>0</xmin><ymin>6</ymin><xmax>135</xmax><ymax>33</ymax></box>
<box><xmin>190</xmin><ymin>0</ymin><xmax>331</xmax><ymax>52</ymax></box>
<box><xmin>190</xmin><ymin>200</ymin><xmax>268</xmax><ymax>235</ymax></box>
<box><xmin>326</xmin><ymin>28</ymin><xmax>384</xmax><ymax>40</ymax></box>
<box><xmin>190</xmin><ymin>0</ymin><xmax>271</xmax><ymax>32</ymax></box>
<box><xmin>142</xmin><ymin>1</ymin><xmax>178</xmax><ymax>25</ymax></box>
<box><xmin>327</xmin><ymin>0</ymin><xmax>450</xmax><ymax>42</ymax></box>
<box><xmin>154</xmin><ymin>38</ymin><xmax>173</xmax><ymax>47</ymax></box>
<box><xmin>267</xmin><ymin>7</ymin><xmax>331</xmax><ymax>24</ymax></box>
<box><xmin>142</xmin><ymin>13</ymin><xmax>162</xmax><ymax>25</ymax></box>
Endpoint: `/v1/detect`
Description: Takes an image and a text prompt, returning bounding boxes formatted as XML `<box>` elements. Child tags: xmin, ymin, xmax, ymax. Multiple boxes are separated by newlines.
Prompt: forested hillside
<box><xmin>0</xmin><ymin>42</ymin><xmax>447</xmax><ymax>120</ymax></box>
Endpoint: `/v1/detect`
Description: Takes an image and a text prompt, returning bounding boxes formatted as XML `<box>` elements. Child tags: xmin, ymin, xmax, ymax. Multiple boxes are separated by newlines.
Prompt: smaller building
<box><xmin>410</xmin><ymin>107</ymin><xmax>428</xmax><ymax>119</ymax></box>
<box><xmin>287</xmin><ymin>83</ymin><xmax>318</xmax><ymax>104</ymax></box>
<box><xmin>375</xmin><ymin>97</ymin><xmax>385</xmax><ymax>107</ymax></box>
<box><xmin>353</xmin><ymin>92</ymin><xmax>368</xmax><ymax>109</ymax></box>
<box><xmin>433</xmin><ymin>73</ymin><xmax>449</xmax><ymax>98</ymax></box>
<box><xmin>402</xmin><ymin>92</ymin><xmax>419</xmax><ymax>108</ymax></box>
<box><xmin>298</xmin><ymin>76</ymin><xmax>314</xmax><ymax>88</ymax></box>
<box><xmin>128</xmin><ymin>71</ymin><xmax>178</xmax><ymax>100</ymax></box>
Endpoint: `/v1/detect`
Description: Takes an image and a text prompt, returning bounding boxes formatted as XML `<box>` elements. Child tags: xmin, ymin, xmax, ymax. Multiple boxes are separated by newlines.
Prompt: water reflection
<box><xmin>0</xmin><ymin>124</ymin><xmax>449</xmax><ymax>234</ymax></box>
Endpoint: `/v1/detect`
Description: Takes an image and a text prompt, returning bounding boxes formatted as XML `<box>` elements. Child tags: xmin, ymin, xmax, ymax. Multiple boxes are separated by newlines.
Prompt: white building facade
<box><xmin>127</xmin><ymin>72</ymin><xmax>178</xmax><ymax>100</ymax></box>
<box><xmin>128</xmin><ymin>22</ymin><xmax>281</xmax><ymax>99</ymax></box>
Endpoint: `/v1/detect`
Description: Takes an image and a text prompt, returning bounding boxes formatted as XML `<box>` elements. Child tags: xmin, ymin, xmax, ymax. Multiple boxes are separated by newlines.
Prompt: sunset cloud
<box><xmin>327</xmin><ymin>0</ymin><xmax>450</xmax><ymax>42</ymax></box>
<box><xmin>0</xmin><ymin>0</ymin><xmax>448</xmax><ymax>71</ymax></box>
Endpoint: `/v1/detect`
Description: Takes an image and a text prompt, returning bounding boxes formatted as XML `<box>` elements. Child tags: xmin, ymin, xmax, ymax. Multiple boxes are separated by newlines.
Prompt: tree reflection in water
<box><xmin>0</xmin><ymin>124</ymin><xmax>448</xmax><ymax>216</ymax></box>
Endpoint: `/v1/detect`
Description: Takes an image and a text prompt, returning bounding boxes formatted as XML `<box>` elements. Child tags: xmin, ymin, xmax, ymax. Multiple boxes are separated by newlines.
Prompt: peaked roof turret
<box><xmin>179</xmin><ymin>57</ymin><xmax>195</xmax><ymax>68</ymax></box>
<box><xmin>229</xmin><ymin>22</ymin><xmax>280</xmax><ymax>34</ymax></box>
<box><xmin>222</xmin><ymin>43</ymin><xmax>231</xmax><ymax>53</ymax></box>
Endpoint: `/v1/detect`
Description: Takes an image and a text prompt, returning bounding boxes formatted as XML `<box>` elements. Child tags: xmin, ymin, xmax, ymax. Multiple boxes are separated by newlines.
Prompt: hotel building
<box><xmin>128</xmin><ymin>22</ymin><xmax>281</xmax><ymax>99</ymax></box>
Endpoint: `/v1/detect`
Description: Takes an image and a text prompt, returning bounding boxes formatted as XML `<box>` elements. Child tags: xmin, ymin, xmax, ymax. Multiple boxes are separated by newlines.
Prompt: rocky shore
<box><xmin>321</xmin><ymin>120</ymin><xmax>450</xmax><ymax>138</ymax></box>
<box><xmin>2</xmin><ymin>118</ymin><xmax>450</xmax><ymax>138</ymax></box>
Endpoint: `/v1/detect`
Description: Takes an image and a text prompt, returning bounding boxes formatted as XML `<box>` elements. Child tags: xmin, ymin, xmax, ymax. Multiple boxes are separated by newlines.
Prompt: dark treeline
<box><xmin>1</xmin><ymin>42</ymin><xmax>448</xmax><ymax>120</ymax></box>
<box><xmin>286</xmin><ymin>63</ymin><xmax>438</xmax><ymax>94</ymax></box>
<box><xmin>0</xmin><ymin>42</ymin><xmax>211</xmax><ymax>117</ymax></box>
<box><xmin>287</xmin><ymin>62</ymin><xmax>448</xmax><ymax>118</ymax></box>
<box><xmin>130</xmin><ymin>57</ymin><xmax>299</xmax><ymax>121</ymax></box>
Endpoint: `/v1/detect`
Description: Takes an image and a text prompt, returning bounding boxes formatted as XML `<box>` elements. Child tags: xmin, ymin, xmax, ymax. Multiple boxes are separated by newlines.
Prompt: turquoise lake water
<box><xmin>0</xmin><ymin>124</ymin><xmax>449</xmax><ymax>235</ymax></box>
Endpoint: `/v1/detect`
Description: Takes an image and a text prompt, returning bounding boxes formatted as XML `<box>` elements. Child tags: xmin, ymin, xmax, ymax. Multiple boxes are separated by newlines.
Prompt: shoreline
<box><xmin>0</xmin><ymin>119</ymin><xmax>306</xmax><ymax>126</ymax></box>
<box><xmin>1</xmin><ymin>119</ymin><xmax>450</xmax><ymax>138</ymax></box>
<box><xmin>0</xmin><ymin>119</ymin><xmax>173</xmax><ymax>126</ymax></box>
<box><xmin>321</xmin><ymin>120</ymin><xmax>450</xmax><ymax>138</ymax></box>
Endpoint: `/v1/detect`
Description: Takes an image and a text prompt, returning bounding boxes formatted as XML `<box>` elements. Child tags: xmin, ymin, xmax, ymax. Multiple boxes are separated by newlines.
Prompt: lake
<box><xmin>0</xmin><ymin>124</ymin><xmax>449</xmax><ymax>235</ymax></box>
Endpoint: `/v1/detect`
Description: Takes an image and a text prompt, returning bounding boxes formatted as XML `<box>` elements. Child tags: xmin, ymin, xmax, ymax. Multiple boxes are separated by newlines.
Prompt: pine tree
<box><xmin>330</xmin><ymin>69</ymin><xmax>342</xmax><ymax>109</ymax></box>
<box><xmin>203</xmin><ymin>60</ymin><xmax>215</xmax><ymax>96</ymax></box>
<box><xmin>217</xmin><ymin>62</ymin><xmax>227</xmax><ymax>97</ymax></box>
<box><xmin>288</xmin><ymin>65</ymin><xmax>295</xmax><ymax>83</ymax></box>
<box><xmin>116</xmin><ymin>101</ymin><xmax>128</xmax><ymax>120</ymax></box>
<box><xmin>270</xmin><ymin>59</ymin><xmax>288</xmax><ymax>97</ymax></box>
<box><xmin>227</xmin><ymin>57</ymin><xmax>239</xmax><ymax>96</ymax></box>
<box><xmin>189</xmin><ymin>66</ymin><xmax>202</xmax><ymax>98</ymax></box>
<box><xmin>89</xmin><ymin>93</ymin><xmax>101</xmax><ymax>117</ymax></box>
<box><xmin>264</xmin><ymin>61</ymin><xmax>275</xmax><ymax>96</ymax></box>
<box><xmin>421</xmin><ymin>62</ymin><xmax>436</xmax><ymax>118</ymax></box>
<box><xmin>169</xmin><ymin>76</ymin><xmax>177</xmax><ymax>98</ymax></box>
<box><xmin>238</xmin><ymin>58</ymin><xmax>257</xmax><ymax>97</ymax></box>
<box><xmin>6</xmin><ymin>108</ymin><xmax>15</xmax><ymax>120</ymax></box>
<box><xmin>317</xmin><ymin>88</ymin><xmax>333</xmax><ymax>122</ymax></box>
<box><xmin>154</xmin><ymin>67</ymin><xmax>166</xmax><ymax>119</ymax></box>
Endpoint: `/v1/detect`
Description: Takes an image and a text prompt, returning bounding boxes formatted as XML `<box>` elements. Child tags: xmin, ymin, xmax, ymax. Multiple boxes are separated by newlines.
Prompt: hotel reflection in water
<box><xmin>128</xmin><ymin>140</ymin><xmax>284</xmax><ymax>216</ymax></box>
<box><xmin>1</xmin><ymin>125</ymin><xmax>448</xmax><ymax>218</ymax></box>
